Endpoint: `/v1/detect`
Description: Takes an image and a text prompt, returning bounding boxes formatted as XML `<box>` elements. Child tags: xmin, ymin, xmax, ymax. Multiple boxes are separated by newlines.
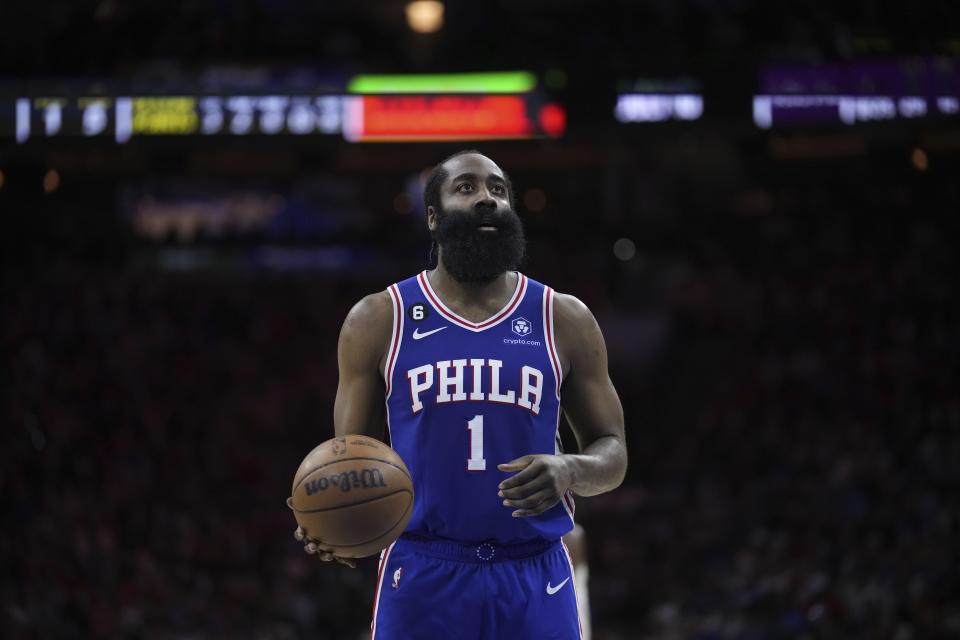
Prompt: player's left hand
<box><xmin>497</xmin><ymin>454</ymin><xmax>573</xmax><ymax>518</ymax></box>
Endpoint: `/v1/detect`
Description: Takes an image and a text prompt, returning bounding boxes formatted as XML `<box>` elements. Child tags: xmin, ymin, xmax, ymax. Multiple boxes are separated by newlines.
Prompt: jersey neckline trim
<box><xmin>417</xmin><ymin>270</ymin><xmax>527</xmax><ymax>332</ymax></box>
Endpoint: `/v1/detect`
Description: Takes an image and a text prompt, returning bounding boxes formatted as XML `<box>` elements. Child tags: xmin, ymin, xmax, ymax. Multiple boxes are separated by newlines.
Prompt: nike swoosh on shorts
<box><xmin>546</xmin><ymin>577</ymin><xmax>570</xmax><ymax>595</ymax></box>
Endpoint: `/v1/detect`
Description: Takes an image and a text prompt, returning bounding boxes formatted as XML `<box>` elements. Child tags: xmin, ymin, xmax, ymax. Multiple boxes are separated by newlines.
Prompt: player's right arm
<box><xmin>333</xmin><ymin>290</ymin><xmax>394</xmax><ymax>439</ymax></box>
<box><xmin>295</xmin><ymin>290</ymin><xmax>394</xmax><ymax>567</ymax></box>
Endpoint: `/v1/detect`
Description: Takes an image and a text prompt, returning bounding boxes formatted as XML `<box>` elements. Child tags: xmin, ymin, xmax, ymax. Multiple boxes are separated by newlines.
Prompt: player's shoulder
<box><xmin>550</xmin><ymin>290</ymin><xmax>597</xmax><ymax>330</ymax></box>
<box><xmin>548</xmin><ymin>289</ymin><xmax>604</xmax><ymax>371</ymax></box>
<box><xmin>340</xmin><ymin>289</ymin><xmax>394</xmax><ymax>343</ymax></box>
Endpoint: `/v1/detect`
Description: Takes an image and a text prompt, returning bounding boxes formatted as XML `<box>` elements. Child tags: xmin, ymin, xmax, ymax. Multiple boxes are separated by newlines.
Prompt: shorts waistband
<box><xmin>398</xmin><ymin>533</ymin><xmax>560</xmax><ymax>563</ymax></box>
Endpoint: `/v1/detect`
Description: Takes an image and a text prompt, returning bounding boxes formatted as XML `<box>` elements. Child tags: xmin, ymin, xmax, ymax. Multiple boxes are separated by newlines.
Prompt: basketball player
<box><xmin>295</xmin><ymin>151</ymin><xmax>627</xmax><ymax>638</ymax></box>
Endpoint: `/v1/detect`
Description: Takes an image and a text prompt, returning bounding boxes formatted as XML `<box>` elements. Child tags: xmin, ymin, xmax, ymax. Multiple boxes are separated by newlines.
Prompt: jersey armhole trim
<box><xmin>384</xmin><ymin>284</ymin><xmax>404</xmax><ymax>400</ymax></box>
<box><xmin>543</xmin><ymin>286</ymin><xmax>562</xmax><ymax>400</ymax></box>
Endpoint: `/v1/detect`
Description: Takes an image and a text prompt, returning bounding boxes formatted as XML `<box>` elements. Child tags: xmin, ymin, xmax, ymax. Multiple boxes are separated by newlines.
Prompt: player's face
<box><xmin>429</xmin><ymin>154</ymin><xmax>526</xmax><ymax>283</ymax></box>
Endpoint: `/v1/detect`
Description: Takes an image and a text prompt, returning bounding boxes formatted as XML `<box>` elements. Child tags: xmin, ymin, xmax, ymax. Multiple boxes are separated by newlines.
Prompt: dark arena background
<box><xmin>2</xmin><ymin>2</ymin><xmax>959</xmax><ymax>638</ymax></box>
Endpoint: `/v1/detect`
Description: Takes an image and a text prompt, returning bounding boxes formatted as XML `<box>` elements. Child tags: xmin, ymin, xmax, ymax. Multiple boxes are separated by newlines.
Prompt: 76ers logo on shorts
<box><xmin>511</xmin><ymin>317</ymin><xmax>532</xmax><ymax>336</ymax></box>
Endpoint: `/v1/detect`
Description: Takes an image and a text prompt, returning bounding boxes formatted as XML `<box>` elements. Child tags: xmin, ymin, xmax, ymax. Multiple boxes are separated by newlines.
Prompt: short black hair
<box><xmin>422</xmin><ymin>149</ymin><xmax>515</xmax><ymax>214</ymax></box>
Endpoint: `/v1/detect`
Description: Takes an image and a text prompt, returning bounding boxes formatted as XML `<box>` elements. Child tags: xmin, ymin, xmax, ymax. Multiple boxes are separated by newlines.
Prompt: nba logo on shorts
<box><xmin>511</xmin><ymin>317</ymin><xmax>532</xmax><ymax>336</ymax></box>
<box><xmin>392</xmin><ymin>567</ymin><xmax>403</xmax><ymax>589</ymax></box>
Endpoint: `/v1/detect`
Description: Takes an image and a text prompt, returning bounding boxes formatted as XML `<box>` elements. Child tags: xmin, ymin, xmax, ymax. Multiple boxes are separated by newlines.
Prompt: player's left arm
<box><xmin>498</xmin><ymin>293</ymin><xmax>627</xmax><ymax>516</ymax></box>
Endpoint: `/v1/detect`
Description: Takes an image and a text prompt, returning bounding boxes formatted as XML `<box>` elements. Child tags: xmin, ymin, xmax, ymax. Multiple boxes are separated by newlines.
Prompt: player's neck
<box><xmin>427</xmin><ymin>264</ymin><xmax>518</xmax><ymax>321</ymax></box>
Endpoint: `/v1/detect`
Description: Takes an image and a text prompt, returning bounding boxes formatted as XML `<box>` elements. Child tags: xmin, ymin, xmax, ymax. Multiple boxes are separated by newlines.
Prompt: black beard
<box><xmin>431</xmin><ymin>205</ymin><xmax>526</xmax><ymax>283</ymax></box>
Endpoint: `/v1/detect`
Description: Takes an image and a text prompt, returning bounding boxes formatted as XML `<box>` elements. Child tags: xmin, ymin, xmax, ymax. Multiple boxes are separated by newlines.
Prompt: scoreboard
<box><xmin>10</xmin><ymin>95</ymin><xmax>350</xmax><ymax>143</ymax></box>
<box><xmin>4</xmin><ymin>74</ymin><xmax>566</xmax><ymax>144</ymax></box>
<box><xmin>4</xmin><ymin>60</ymin><xmax>957</xmax><ymax>143</ymax></box>
<box><xmin>753</xmin><ymin>58</ymin><xmax>959</xmax><ymax>128</ymax></box>
<box><xmin>753</xmin><ymin>94</ymin><xmax>958</xmax><ymax>128</ymax></box>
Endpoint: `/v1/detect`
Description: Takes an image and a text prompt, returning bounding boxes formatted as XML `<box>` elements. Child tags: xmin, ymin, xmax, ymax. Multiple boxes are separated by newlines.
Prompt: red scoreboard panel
<box><xmin>343</xmin><ymin>95</ymin><xmax>565</xmax><ymax>142</ymax></box>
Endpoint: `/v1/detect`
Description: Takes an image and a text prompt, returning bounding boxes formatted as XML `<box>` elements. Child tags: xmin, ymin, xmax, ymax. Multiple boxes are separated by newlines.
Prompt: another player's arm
<box><xmin>498</xmin><ymin>293</ymin><xmax>627</xmax><ymax>516</ymax></box>
<box><xmin>295</xmin><ymin>290</ymin><xmax>393</xmax><ymax>566</ymax></box>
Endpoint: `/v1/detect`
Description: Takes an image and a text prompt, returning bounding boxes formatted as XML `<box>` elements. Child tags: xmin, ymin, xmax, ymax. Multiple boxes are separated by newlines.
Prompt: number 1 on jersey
<box><xmin>467</xmin><ymin>415</ymin><xmax>486</xmax><ymax>471</ymax></box>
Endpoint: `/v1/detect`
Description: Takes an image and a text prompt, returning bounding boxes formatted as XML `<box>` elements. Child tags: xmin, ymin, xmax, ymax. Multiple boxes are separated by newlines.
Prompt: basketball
<box><xmin>289</xmin><ymin>435</ymin><xmax>414</xmax><ymax>558</ymax></box>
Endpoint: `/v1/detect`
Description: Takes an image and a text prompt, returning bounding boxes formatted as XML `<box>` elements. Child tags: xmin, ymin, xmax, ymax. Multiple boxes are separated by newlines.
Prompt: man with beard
<box><xmin>295</xmin><ymin>151</ymin><xmax>627</xmax><ymax>639</ymax></box>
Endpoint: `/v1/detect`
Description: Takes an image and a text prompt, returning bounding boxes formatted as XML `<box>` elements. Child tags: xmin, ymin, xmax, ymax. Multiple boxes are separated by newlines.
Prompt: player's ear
<box><xmin>426</xmin><ymin>206</ymin><xmax>437</xmax><ymax>232</ymax></box>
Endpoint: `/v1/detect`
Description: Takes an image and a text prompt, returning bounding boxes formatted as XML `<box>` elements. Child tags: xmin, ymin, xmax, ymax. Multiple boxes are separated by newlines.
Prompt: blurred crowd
<box><xmin>583</xmin><ymin>173</ymin><xmax>960</xmax><ymax>639</ymax></box>
<box><xmin>2</xmin><ymin>271</ymin><xmax>375</xmax><ymax>637</ymax></box>
<box><xmin>3</xmin><ymin>167</ymin><xmax>959</xmax><ymax>639</ymax></box>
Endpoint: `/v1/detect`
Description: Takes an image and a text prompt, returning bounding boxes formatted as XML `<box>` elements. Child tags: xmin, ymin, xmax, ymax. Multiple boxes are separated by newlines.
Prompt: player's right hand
<box><xmin>287</xmin><ymin>498</ymin><xmax>357</xmax><ymax>568</ymax></box>
<box><xmin>293</xmin><ymin>526</ymin><xmax>357</xmax><ymax>568</ymax></box>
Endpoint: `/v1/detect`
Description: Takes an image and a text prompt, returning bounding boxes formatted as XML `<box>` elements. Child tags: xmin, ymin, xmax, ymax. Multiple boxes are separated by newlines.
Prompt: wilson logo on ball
<box><xmin>305</xmin><ymin>468</ymin><xmax>387</xmax><ymax>495</ymax></box>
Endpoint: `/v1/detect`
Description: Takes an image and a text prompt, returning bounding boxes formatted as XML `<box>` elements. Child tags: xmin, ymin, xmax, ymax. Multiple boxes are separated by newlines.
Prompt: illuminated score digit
<box><xmin>36</xmin><ymin>98</ymin><xmax>65</xmax><ymax>136</ymax></box>
<box><xmin>938</xmin><ymin>96</ymin><xmax>959</xmax><ymax>114</ymax></box>
<box><xmin>200</xmin><ymin>97</ymin><xmax>224</xmax><ymax>134</ymax></box>
<box><xmin>16</xmin><ymin>98</ymin><xmax>31</xmax><ymax>143</ymax></box>
<box><xmin>258</xmin><ymin>96</ymin><xmax>288</xmax><ymax>134</ymax></box>
<box><xmin>80</xmin><ymin>98</ymin><xmax>109</xmax><ymax>136</ymax></box>
<box><xmin>115</xmin><ymin>98</ymin><xmax>132</xmax><ymax>143</ymax></box>
<box><xmin>287</xmin><ymin>97</ymin><xmax>315</xmax><ymax>134</ymax></box>
<box><xmin>227</xmin><ymin>96</ymin><xmax>255</xmax><ymax>135</ymax></box>
<box><xmin>316</xmin><ymin>96</ymin><xmax>342</xmax><ymax>134</ymax></box>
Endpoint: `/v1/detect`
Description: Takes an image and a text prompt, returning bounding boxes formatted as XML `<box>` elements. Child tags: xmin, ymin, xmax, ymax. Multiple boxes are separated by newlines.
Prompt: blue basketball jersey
<box><xmin>384</xmin><ymin>271</ymin><xmax>575</xmax><ymax>544</ymax></box>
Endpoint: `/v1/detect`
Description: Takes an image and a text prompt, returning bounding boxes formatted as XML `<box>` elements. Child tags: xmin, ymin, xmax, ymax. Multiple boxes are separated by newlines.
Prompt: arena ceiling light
<box><xmin>405</xmin><ymin>1</ymin><xmax>444</xmax><ymax>34</ymax></box>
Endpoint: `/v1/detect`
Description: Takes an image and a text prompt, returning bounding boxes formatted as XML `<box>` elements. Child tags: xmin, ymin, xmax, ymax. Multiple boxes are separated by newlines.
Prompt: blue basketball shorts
<box><xmin>371</xmin><ymin>534</ymin><xmax>582</xmax><ymax>639</ymax></box>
